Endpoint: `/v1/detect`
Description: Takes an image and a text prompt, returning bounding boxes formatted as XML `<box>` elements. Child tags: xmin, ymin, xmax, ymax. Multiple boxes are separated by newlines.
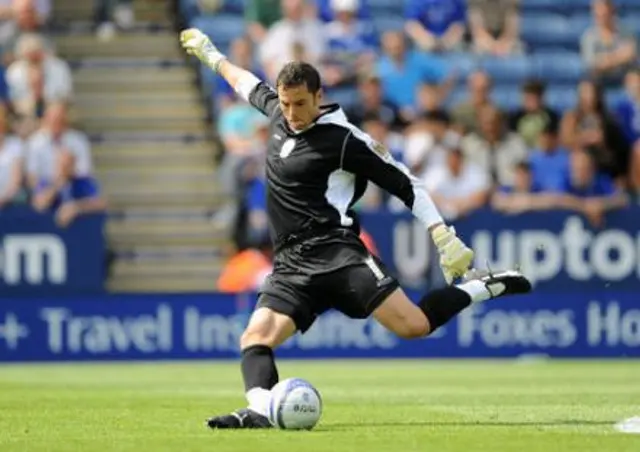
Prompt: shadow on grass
<box><xmin>318</xmin><ymin>419</ymin><xmax>614</xmax><ymax>431</ymax></box>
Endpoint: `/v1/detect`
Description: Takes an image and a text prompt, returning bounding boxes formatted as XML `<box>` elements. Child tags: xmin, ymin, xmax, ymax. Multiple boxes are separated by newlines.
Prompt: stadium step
<box><xmin>54</xmin><ymin>2</ymin><xmax>229</xmax><ymax>294</ymax></box>
<box><xmin>52</xmin><ymin>0</ymin><xmax>173</xmax><ymax>24</ymax></box>
<box><xmin>107</xmin><ymin>275</ymin><xmax>223</xmax><ymax>293</ymax></box>
<box><xmin>73</xmin><ymin>65</ymin><xmax>196</xmax><ymax>91</ymax></box>
<box><xmin>54</xmin><ymin>32</ymin><xmax>181</xmax><ymax>59</ymax></box>
<box><xmin>79</xmin><ymin>117</ymin><xmax>209</xmax><ymax>134</ymax></box>
<box><xmin>92</xmin><ymin>141</ymin><xmax>216</xmax><ymax>168</ymax></box>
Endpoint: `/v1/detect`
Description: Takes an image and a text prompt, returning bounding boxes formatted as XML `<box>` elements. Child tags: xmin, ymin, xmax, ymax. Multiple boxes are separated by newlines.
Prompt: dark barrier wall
<box><xmin>360</xmin><ymin>208</ymin><xmax>640</xmax><ymax>291</ymax></box>
<box><xmin>0</xmin><ymin>208</ymin><xmax>106</xmax><ymax>296</ymax></box>
<box><xmin>0</xmin><ymin>292</ymin><xmax>638</xmax><ymax>362</ymax></box>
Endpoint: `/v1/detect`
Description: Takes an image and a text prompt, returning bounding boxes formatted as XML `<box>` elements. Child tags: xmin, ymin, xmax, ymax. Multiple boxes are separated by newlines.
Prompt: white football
<box><xmin>268</xmin><ymin>378</ymin><xmax>322</xmax><ymax>430</ymax></box>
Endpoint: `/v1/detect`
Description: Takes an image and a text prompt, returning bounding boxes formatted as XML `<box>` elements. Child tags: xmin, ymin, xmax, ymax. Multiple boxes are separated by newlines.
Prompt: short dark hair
<box><xmin>541</xmin><ymin>120</ymin><xmax>559</xmax><ymax>136</ymax></box>
<box><xmin>276</xmin><ymin>61</ymin><xmax>322</xmax><ymax>93</ymax></box>
<box><xmin>515</xmin><ymin>161</ymin><xmax>531</xmax><ymax>172</ymax></box>
<box><xmin>362</xmin><ymin>112</ymin><xmax>384</xmax><ymax>124</ymax></box>
<box><xmin>522</xmin><ymin>79</ymin><xmax>545</xmax><ymax>97</ymax></box>
<box><xmin>421</xmin><ymin>109</ymin><xmax>451</xmax><ymax>125</ymax></box>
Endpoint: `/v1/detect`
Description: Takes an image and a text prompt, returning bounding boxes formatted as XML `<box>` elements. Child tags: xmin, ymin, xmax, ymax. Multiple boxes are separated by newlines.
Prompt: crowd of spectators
<box><xmin>0</xmin><ymin>0</ymin><xmax>107</xmax><ymax>227</ymax></box>
<box><xmin>183</xmin><ymin>0</ymin><xmax>640</xmax><ymax>290</ymax></box>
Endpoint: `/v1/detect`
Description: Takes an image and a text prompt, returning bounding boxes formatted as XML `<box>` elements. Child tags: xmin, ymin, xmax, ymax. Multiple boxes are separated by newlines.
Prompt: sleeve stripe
<box><xmin>234</xmin><ymin>72</ymin><xmax>262</xmax><ymax>102</ymax></box>
<box><xmin>339</xmin><ymin>130</ymin><xmax>352</xmax><ymax>170</ymax></box>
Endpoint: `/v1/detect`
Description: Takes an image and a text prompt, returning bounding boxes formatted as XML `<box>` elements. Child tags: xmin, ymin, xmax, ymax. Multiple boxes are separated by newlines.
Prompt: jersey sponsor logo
<box><xmin>280</xmin><ymin>138</ymin><xmax>296</xmax><ymax>158</ymax></box>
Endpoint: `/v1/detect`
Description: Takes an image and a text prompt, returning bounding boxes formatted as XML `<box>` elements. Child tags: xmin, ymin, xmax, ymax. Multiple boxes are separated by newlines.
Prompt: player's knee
<box><xmin>240</xmin><ymin>321</ymin><xmax>278</xmax><ymax>349</ymax></box>
<box><xmin>396</xmin><ymin>316</ymin><xmax>430</xmax><ymax>339</ymax></box>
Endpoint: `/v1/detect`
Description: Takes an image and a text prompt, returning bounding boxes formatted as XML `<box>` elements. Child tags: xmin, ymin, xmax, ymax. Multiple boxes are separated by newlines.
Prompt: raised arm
<box><xmin>180</xmin><ymin>28</ymin><xmax>278</xmax><ymax>116</ymax></box>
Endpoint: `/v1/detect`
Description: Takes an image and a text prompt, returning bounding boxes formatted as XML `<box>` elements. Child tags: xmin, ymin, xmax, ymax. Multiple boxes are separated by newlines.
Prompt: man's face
<box><xmin>514</xmin><ymin>167</ymin><xmax>532</xmax><ymax>192</ymax></box>
<box><xmin>363</xmin><ymin>119</ymin><xmax>387</xmax><ymax>142</ymax></box>
<box><xmin>538</xmin><ymin>131</ymin><xmax>556</xmax><ymax>151</ymax></box>
<box><xmin>479</xmin><ymin>109</ymin><xmax>500</xmax><ymax>137</ymax></box>
<box><xmin>382</xmin><ymin>32</ymin><xmax>404</xmax><ymax>60</ymax></box>
<box><xmin>14</xmin><ymin>0</ymin><xmax>38</xmax><ymax>29</ymax></box>
<box><xmin>571</xmin><ymin>151</ymin><xmax>595</xmax><ymax>187</ymax></box>
<box><xmin>360</xmin><ymin>79</ymin><xmax>381</xmax><ymax>103</ymax></box>
<box><xmin>447</xmin><ymin>151</ymin><xmax>463</xmax><ymax>175</ymax></box>
<box><xmin>282</xmin><ymin>0</ymin><xmax>304</xmax><ymax>21</ymax></box>
<box><xmin>625</xmin><ymin>71</ymin><xmax>640</xmax><ymax>99</ymax></box>
<box><xmin>523</xmin><ymin>92</ymin><xmax>542</xmax><ymax>112</ymax></box>
<box><xmin>231</xmin><ymin>38</ymin><xmax>252</xmax><ymax>68</ymax></box>
<box><xmin>277</xmin><ymin>84</ymin><xmax>321</xmax><ymax>131</ymax></box>
<box><xmin>593</xmin><ymin>0</ymin><xmax>613</xmax><ymax>26</ymax></box>
<box><xmin>469</xmin><ymin>72</ymin><xmax>490</xmax><ymax>104</ymax></box>
<box><xmin>425</xmin><ymin>120</ymin><xmax>447</xmax><ymax>140</ymax></box>
<box><xmin>46</xmin><ymin>105</ymin><xmax>67</xmax><ymax>136</ymax></box>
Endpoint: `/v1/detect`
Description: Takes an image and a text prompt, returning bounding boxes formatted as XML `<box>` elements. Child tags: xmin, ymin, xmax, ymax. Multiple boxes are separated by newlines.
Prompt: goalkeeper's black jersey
<box><xmin>247</xmin><ymin>82</ymin><xmax>423</xmax><ymax>251</ymax></box>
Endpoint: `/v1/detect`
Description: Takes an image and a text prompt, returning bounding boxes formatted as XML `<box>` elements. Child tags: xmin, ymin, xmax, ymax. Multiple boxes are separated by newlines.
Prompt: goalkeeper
<box><xmin>180</xmin><ymin>28</ymin><xmax>532</xmax><ymax>429</ymax></box>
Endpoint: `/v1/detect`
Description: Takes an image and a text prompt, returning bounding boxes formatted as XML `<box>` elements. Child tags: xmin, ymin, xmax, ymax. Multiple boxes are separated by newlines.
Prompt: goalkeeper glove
<box><xmin>431</xmin><ymin>224</ymin><xmax>474</xmax><ymax>285</ymax></box>
<box><xmin>180</xmin><ymin>28</ymin><xmax>226</xmax><ymax>72</ymax></box>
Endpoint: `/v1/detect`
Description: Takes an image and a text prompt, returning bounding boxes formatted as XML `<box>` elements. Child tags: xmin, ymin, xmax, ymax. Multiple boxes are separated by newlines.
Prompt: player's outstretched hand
<box><xmin>180</xmin><ymin>28</ymin><xmax>226</xmax><ymax>72</ymax></box>
<box><xmin>431</xmin><ymin>224</ymin><xmax>474</xmax><ymax>285</ymax></box>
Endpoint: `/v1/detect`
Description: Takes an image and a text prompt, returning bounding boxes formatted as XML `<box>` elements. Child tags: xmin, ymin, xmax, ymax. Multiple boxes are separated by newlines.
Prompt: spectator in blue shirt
<box><xmin>491</xmin><ymin>161</ymin><xmax>559</xmax><ymax>214</ymax></box>
<box><xmin>405</xmin><ymin>0</ymin><xmax>466</xmax><ymax>52</ymax></box>
<box><xmin>561</xmin><ymin>149</ymin><xmax>627</xmax><ymax>226</ymax></box>
<box><xmin>615</xmin><ymin>68</ymin><xmax>640</xmax><ymax>146</ymax></box>
<box><xmin>322</xmin><ymin>0</ymin><xmax>377</xmax><ymax>87</ymax></box>
<box><xmin>314</xmin><ymin>0</ymin><xmax>370</xmax><ymax>22</ymax></box>
<box><xmin>528</xmin><ymin>122</ymin><xmax>571</xmax><ymax>193</ymax></box>
<box><xmin>376</xmin><ymin>30</ymin><xmax>449</xmax><ymax>111</ymax></box>
<box><xmin>33</xmin><ymin>150</ymin><xmax>107</xmax><ymax>228</ymax></box>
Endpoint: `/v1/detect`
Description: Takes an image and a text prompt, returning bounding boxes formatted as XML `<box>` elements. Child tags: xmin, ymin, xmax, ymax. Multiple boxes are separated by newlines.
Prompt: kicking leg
<box><xmin>207</xmin><ymin>304</ymin><xmax>296</xmax><ymax>429</ymax></box>
<box><xmin>374</xmin><ymin>269</ymin><xmax>532</xmax><ymax>338</ymax></box>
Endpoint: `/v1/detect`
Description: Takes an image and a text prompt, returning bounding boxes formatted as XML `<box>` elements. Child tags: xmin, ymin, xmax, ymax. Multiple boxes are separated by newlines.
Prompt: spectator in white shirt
<box><xmin>259</xmin><ymin>0</ymin><xmax>326</xmax><ymax>82</ymax></box>
<box><xmin>404</xmin><ymin>110</ymin><xmax>461</xmax><ymax>179</ymax></box>
<box><xmin>27</xmin><ymin>103</ymin><xmax>105</xmax><ymax>227</ymax></box>
<box><xmin>461</xmin><ymin>104</ymin><xmax>528</xmax><ymax>187</ymax></box>
<box><xmin>0</xmin><ymin>105</ymin><xmax>24</xmax><ymax>207</ymax></box>
<box><xmin>424</xmin><ymin>147</ymin><xmax>491</xmax><ymax>220</ymax></box>
<box><xmin>0</xmin><ymin>0</ymin><xmax>50</xmax><ymax>63</ymax></box>
<box><xmin>7</xmin><ymin>33</ymin><xmax>72</xmax><ymax>124</ymax></box>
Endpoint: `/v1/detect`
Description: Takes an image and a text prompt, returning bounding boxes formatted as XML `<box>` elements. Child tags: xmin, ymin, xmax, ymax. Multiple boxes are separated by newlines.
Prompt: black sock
<box><xmin>241</xmin><ymin>345</ymin><xmax>279</xmax><ymax>392</ymax></box>
<box><xmin>418</xmin><ymin>286</ymin><xmax>472</xmax><ymax>333</ymax></box>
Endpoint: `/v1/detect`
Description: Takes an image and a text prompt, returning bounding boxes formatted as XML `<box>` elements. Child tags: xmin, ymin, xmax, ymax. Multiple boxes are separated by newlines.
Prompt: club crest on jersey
<box><xmin>371</xmin><ymin>141</ymin><xmax>389</xmax><ymax>158</ymax></box>
<box><xmin>280</xmin><ymin>138</ymin><xmax>296</xmax><ymax>158</ymax></box>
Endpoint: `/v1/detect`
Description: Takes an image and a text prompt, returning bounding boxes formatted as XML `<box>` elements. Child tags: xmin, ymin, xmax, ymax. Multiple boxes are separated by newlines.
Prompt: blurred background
<box><xmin>0</xmin><ymin>0</ymin><xmax>638</xmax><ymax>362</ymax></box>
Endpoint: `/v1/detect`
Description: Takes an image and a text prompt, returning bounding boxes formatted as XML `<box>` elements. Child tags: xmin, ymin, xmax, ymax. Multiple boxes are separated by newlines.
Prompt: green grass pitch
<box><xmin>0</xmin><ymin>360</ymin><xmax>639</xmax><ymax>452</ymax></box>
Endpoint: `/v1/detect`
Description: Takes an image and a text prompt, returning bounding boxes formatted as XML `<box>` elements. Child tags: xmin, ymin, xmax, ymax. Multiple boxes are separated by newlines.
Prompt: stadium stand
<box><xmin>49</xmin><ymin>0</ymin><xmax>229</xmax><ymax>292</ymax></box>
<box><xmin>174</xmin><ymin>0</ymin><xmax>637</xmax><ymax>291</ymax></box>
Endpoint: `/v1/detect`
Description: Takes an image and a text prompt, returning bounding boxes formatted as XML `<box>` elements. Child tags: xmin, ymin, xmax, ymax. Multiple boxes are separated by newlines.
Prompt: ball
<box><xmin>268</xmin><ymin>378</ymin><xmax>322</xmax><ymax>430</ymax></box>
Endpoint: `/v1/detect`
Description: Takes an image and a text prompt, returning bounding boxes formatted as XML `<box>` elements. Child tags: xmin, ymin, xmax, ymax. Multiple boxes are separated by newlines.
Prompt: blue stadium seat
<box><xmin>519</xmin><ymin>0</ymin><xmax>563</xmax><ymax>14</ymax></box>
<box><xmin>372</xmin><ymin>16</ymin><xmax>405</xmax><ymax>34</ymax></box>
<box><xmin>520</xmin><ymin>14</ymin><xmax>579</xmax><ymax>50</ymax></box>
<box><xmin>545</xmin><ymin>86</ymin><xmax>577</xmax><ymax>112</ymax></box>
<box><xmin>606</xmin><ymin>89</ymin><xmax>626</xmax><ymax>110</ymax></box>
<box><xmin>620</xmin><ymin>15</ymin><xmax>640</xmax><ymax>36</ymax></box>
<box><xmin>491</xmin><ymin>86</ymin><xmax>522</xmax><ymax>112</ymax></box>
<box><xmin>534</xmin><ymin>52</ymin><xmax>586</xmax><ymax>84</ymax></box>
<box><xmin>443</xmin><ymin>53</ymin><xmax>479</xmax><ymax>81</ymax></box>
<box><xmin>368</xmin><ymin>0</ymin><xmax>403</xmax><ymax>15</ymax></box>
<box><xmin>191</xmin><ymin>15</ymin><xmax>246</xmax><ymax>48</ymax></box>
<box><xmin>180</xmin><ymin>0</ymin><xmax>243</xmax><ymax>19</ymax></box>
<box><xmin>325</xmin><ymin>86</ymin><xmax>358</xmax><ymax>110</ymax></box>
<box><xmin>479</xmin><ymin>56</ymin><xmax>535</xmax><ymax>84</ymax></box>
<box><xmin>568</xmin><ymin>13</ymin><xmax>592</xmax><ymax>36</ymax></box>
<box><xmin>444</xmin><ymin>87</ymin><xmax>467</xmax><ymax>108</ymax></box>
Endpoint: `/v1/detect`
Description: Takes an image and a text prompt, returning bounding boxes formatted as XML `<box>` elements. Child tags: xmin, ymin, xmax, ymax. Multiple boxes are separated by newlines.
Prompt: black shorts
<box><xmin>257</xmin><ymin>229</ymin><xmax>399</xmax><ymax>333</ymax></box>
